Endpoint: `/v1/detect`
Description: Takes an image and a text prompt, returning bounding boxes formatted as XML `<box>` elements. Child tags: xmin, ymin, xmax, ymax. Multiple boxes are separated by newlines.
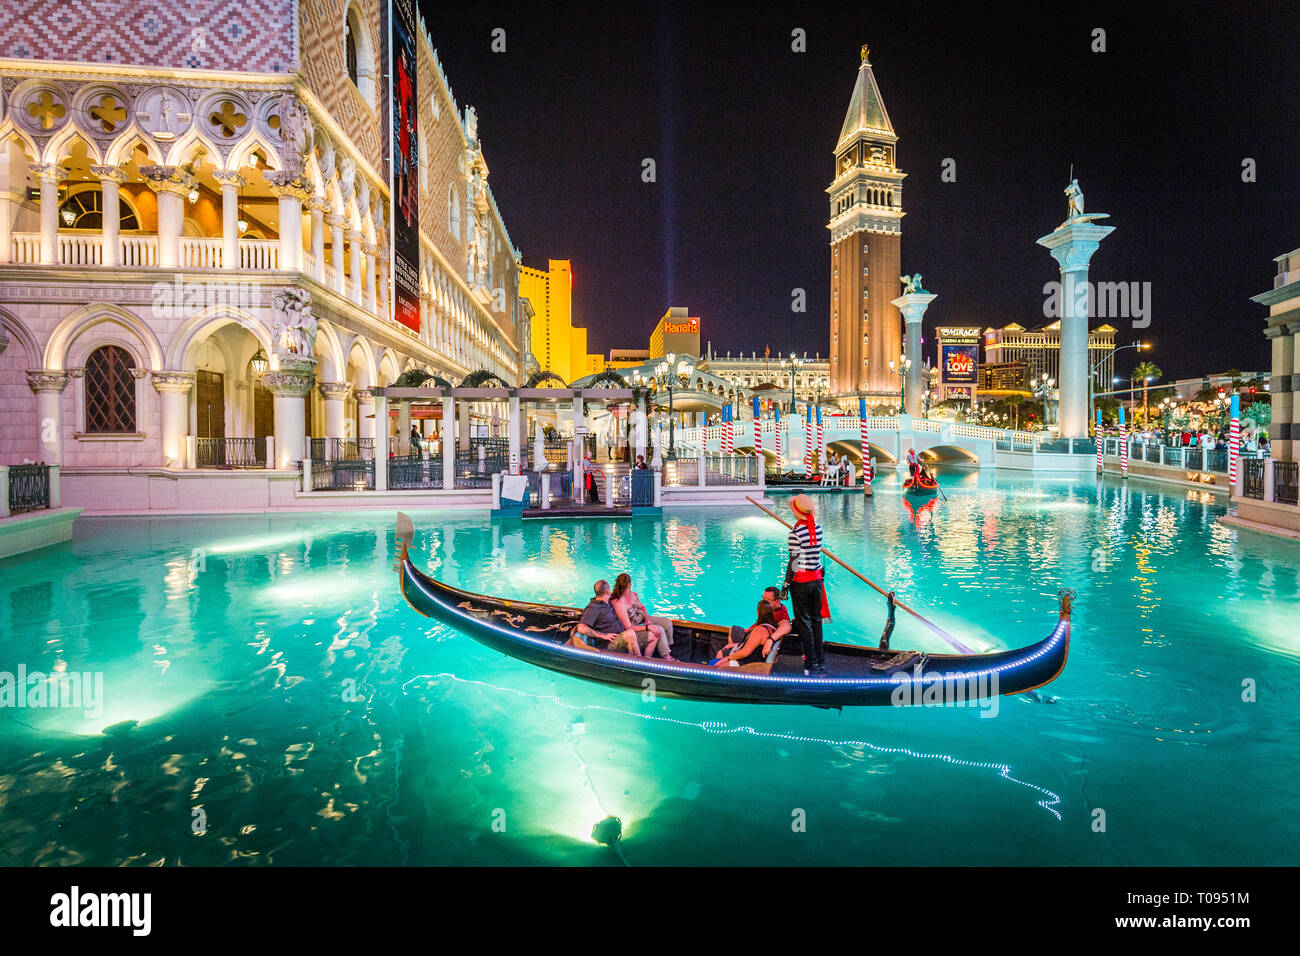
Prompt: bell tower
<box><xmin>828</xmin><ymin>45</ymin><xmax>905</xmax><ymax>397</ymax></box>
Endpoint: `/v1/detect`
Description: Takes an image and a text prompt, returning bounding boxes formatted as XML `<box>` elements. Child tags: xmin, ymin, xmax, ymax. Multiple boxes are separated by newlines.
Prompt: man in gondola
<box><xmin>786</xmin><ymin>495</ymin><xmax>831</xmax><ymax>676</ymax></box>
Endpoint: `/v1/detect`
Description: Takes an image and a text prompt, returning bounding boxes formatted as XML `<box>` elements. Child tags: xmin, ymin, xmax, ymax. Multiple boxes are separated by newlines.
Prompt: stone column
<box><xmin>213</xmin><ymin>169</ymin><xmax>246</xmax><ymax>270</ymax></box>
<box><xmin>319</xmin><ymin>382</ymin><xmax>350</xmax><ymax>444</ymax></box>
<box><xmin>326</xmin><ymin>214</ymin><xmax>347</xmax><ymax>293</ymax></box>
<box><xmin>347</xmin><ymin>230</ymin><xmax>364</xmax><ymax>303</ymax></box>
<box><xmin>0</xmin><ymin>149</ymin><xmax>15</xmax><ymax>265</ymax></box>
<box><xmin>268</xmin><ymin>178</ymin><xmax>309</xmax><ymax>273</ymax></box>
<box><xmin>1037</xmin><ymin>202</ymin><xmax>1115</xmax><ymax>439</ymax></box>
<box><xmin>308</xmin><ymin>197</ymin><xmax>327</xmax><ymax>281</ymax></box>
<box><xmin>27</xmin><ymin>371</ymin><xmax>69</xmax><ymax>465</ymax></box>
<box><xmin>91</xmin><ymin>165</ymin><xmax>127</xmax><ymax>266</ymax></box>
<box><xmin>355</xmin><ymin>388</ymin><xmax>376</xmax><ymax>439</ymax></box>
<box><xmin>571</xmin><ymin>392</ymin><xmax>585</xmax><ymax>498</ymax></box>
<box><xmin>508</xmin><ymin>393</ymin><xmax>521</xmax><ymax>474</ymax></box>
<box><xmin>419</xmin><ymin>292</ymin><xmax>431</xmax><ymax>339</ymax></box>
<box><xmin>442</xmin><ymin>394</ymin><xmax>455</xmax><ymax>489</ymax></box>
<box><xmin>364</xmin><ymin>243</ymin><xmax>381</xmax><ymax>314</ymax></box>
<box><xmin>890</xmin><ymin>289</ymin><xmax>937</xmax><ymax>417</ymax></box>
<box><xmin>1266</xmin><ymin>325</ymin><xmax>1293</xmax><ymax>461</ymax></box>
<box><xmin>1288</xmin><ymin>319</ymin><xmax>1300</xmax><ymax>462</ymax></box>
<box><xmin>635</xmin><ymin>391</ymin><xmax>648</xmax><ymax>461</ymax></box>
<box><xmin>152</xmin><ymin>372</ymin><xmax>195</xmax><ymax>467</ymax></box>
<box><xmin>30</xmin><ymin>163</ymin><xmax>63</xmax><ymax>265</ymax></box>
<box><xmin>231</xmin><ymin>378</ymin><xmax>250</xmax><ymax>437</ymax></box>
<box><xmin>396</xmin><ymin>400</ymin><xmax>411</xmax><ymax>456</ymax></box>
<box><xmin>262</xmin><ymin>356</ymin><xmax>318</xmax><ymax>468</ymax></box>
<box><xmin>378</xmin><ymin>253</ymin><xmax>390</xmax><ymax>319</ymax></box>
<box><xmin>373</xmin><ymin>394</ymin><xmax>388</xmax><ymax>491</ymax></box>
<box><xmin>140</xmin><ymin>165</ymin><xmax>195</xmax><ymax>269</ymax></box>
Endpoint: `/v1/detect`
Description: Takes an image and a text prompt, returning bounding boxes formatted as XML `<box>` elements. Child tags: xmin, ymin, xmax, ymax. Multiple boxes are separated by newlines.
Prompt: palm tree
<box><xmin>1132</xmin><ymin>360</ymin><xmax>1162</xmax><ymax>425</ymax></box>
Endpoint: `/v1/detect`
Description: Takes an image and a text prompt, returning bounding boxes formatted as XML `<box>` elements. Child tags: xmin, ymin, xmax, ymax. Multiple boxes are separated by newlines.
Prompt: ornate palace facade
<box><xmin>0</xmin><ymin>0</ymin><xmax>528</xmax><ymax>479</ymax></box>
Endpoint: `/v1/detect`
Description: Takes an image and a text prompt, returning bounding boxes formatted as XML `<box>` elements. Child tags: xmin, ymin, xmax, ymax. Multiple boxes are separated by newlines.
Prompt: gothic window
<box><xmin>59</xmin><ymin>187</ymin><xmax>140</xmax><ymax>231</ymax></box>
<box><xmin>343</xmin><ymin>4</ymin><xmax>377</xmax><ymax>107</ymax></box>
<box><xmin>84</xmin><ymin>345</ymin><xmax>136</xmax><ymax>433</ymax></box>
<box><xmin>448</xmin><ymin>184</ymin><xmax>461</xmax><ymax>239</ymax></box>
<box><xmin>345</xmin><ymin>20</ymin><xmax>359</xmax><ymax>85</ymax></box>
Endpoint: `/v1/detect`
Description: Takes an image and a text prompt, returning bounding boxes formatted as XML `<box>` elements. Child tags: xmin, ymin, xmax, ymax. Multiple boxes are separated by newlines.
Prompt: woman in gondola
<box><xmin>710</xmin><ymin>600</ymin><xmax>780</xmax><ymax>667</ymax></box>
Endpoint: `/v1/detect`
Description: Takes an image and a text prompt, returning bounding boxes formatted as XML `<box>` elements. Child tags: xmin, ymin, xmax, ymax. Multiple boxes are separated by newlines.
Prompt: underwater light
<box><xmin>591</xmin><ymin>815</ymin><xmax>623</xmax><ymax>846</ymax></box>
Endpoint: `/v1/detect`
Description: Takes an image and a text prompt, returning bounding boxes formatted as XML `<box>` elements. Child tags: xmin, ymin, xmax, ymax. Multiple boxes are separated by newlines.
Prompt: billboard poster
<box><xmin>388</xmin><ymin>0</ymin><xmax>420</xmax><ymax>334</ymax></box>
<box><xmin>941</xmin><ymin>344</ymin><xmax>978</xmax><ymax>385</ymax></box>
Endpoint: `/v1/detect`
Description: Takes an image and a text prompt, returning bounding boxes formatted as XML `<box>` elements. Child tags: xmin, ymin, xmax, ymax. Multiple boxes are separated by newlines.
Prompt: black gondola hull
<box><xmin>399</xmin><ymin>553</ymin><xmax>1071</xmax><ymax>707</ymax></box>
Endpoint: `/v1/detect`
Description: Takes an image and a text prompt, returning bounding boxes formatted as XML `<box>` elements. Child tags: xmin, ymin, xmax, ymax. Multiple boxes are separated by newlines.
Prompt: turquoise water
<box><xmin>2</xmin><ymin>470</ymin><xmax>1298</xmax><ymax>866</ymax></box>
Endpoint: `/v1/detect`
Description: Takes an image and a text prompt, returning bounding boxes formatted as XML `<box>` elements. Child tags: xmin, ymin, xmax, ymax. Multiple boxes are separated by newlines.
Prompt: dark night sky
<box><xmin>419</xmin><ymin>0</ymin><xmax>1299</xmax><ymax>382</ymax></box>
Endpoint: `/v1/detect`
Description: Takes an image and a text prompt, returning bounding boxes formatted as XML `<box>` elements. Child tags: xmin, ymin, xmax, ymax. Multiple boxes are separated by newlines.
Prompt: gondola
<box><xmin>395</xmin><ymin>514</ymin><xmax>1071</xmax><ymax>707</ymax></box>
<box><xmin>902</xmin><ymin>470</ymin><xmax>939</xmax><ymax>497</ymax></box>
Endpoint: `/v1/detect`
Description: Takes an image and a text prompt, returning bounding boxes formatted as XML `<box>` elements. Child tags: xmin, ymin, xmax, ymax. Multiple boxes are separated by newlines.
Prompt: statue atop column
<box><xmin>1065</xmin><ymin>178</ymin><xmax>1085</xmax><ymax>219</ymax></box>
<box><xmin>899</xmin><ymin>273</ymin><xmax>927</xmax><ymax>294</ymax></box>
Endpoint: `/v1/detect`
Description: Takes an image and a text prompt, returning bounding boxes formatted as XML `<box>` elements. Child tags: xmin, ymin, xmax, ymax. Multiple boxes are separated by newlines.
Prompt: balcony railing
<box><xmin>9</xmin><ymin>232</ymin><xmax>280</xmax><ymax>271</ymax></box>
<box><xmin>196</xmin><ymin>437</ymin><xmax>267</xmax><ymax>468</ymax></box>
<box><xmin>7</xmin><ymin>464</ymin><xmax>51</xmax><ymax>514</ymax></box>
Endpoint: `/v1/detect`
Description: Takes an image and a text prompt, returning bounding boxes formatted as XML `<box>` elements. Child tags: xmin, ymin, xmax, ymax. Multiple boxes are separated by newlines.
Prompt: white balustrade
<box><xmin>58</xmin><ymin>233</ymin><xmax>103</xmax><ymax>266</ymax></box>
<box><xmin>119</xmin><ymin>235</ymin><xmax>159</xmax><ymax>266</ymax></box>
<box><xmin>239</xmin><ymin>239</ymin><xmax>279</xmax><ymax>270</ymax></box>
<box><xmin>10</xmin><ymin>233</ymin><xmax>40</xmax><ymax>264</ymax></box>
<box><xmin>180</xmin><ymin>237</ymin><xmax>223</xmax><ymax>269</ymax></box>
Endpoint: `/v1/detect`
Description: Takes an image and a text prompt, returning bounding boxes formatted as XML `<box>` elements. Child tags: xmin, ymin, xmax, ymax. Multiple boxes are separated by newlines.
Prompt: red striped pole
<box><xmin>1095</xmin><ymin>410</ymin><xmax>1103</xmax><ymax>473</ymax></box>
<box><xmin>1228</xmin><ymin>394</ymin><xmax>1240</xmax><ymax>484</ymax></box>
<box><xmin>1119</xmin><ymin>407</ymin><xmax>1128</xmax><ymax>478</ymax></box>
<box><xmin>803</xmin><ymin>421</ymin><xmax>812</xmax><ymax>477</ymax></box>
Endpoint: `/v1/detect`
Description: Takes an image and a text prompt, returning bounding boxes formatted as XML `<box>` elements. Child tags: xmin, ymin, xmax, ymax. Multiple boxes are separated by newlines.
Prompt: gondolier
<box><xmin>785</xmin><ymin>494</ymin><xmax>832</xmax><ymax>676</ymax></box>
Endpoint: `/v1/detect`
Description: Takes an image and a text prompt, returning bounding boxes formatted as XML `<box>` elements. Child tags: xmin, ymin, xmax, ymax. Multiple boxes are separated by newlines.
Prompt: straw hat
<box><xmin>791</xmin><ymin>494</ymin><xmax>815</xmax><ymax>519</ymax></box>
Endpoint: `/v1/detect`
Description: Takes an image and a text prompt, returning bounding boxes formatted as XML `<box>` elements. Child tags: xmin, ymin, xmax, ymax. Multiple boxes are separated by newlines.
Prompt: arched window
<box><xmin>345</xmin><ymin>18</ymin><xmax>358</xmax><ymax>85</ymax></box>
<box><xmin>84</xmin><ymin>345</ymin><xmax>136</xmax><ymax>433</ymax></box>
<box><xmin>59</xmin><ymin>187</ymin><xmax>140</xmax><ymax>231</ymax></box>
<box><xmin>448</xmin><ymin>184</ymin><xmax>461</xmax><ymax>239</ymax></box>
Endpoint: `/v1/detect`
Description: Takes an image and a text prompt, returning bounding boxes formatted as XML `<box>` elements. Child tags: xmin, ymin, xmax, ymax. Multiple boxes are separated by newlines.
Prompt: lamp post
<box><xmin>783</xmin><ymin>353</ymin><xmax>804</xmax><ymax>417</ymax></box>
<box><xmin>1089</xmin><ymin>340</ymin><xmax>1149</xmax><ymax>432</ymax></box>
<box><xmin>1033</xmin><ymin>373</ymin><xmax>1056</xmax><ymax>429</ymax></box>
<box><xmin>888</xmin><ymin>353</ymin><xmax>912</xmax><ymax>414</ymax></box>
<box><xmin>650</xmin><ymin>353</ymin><xmax>693</xmax><ymax>460</ymax></box>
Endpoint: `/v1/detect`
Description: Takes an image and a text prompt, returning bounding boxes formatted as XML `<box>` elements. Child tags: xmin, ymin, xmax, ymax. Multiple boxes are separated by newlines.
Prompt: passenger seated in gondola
<box><xmin>576</xmin><ymin>580</ymin><xmax>642</xmax><ymax>656</ymax></box>
<box><xmin>711</xmin><ymin>601</ymin><xmax>781</xmax><ymax>667</ymax></box>
<box><xmin>710</xmin><ymin>588</ymin><xmax>793</xmax><ymax>666</ymax></box>
<box><xmin>611</xmin><ymin>572</ymin><xmax>675</xmax><ymax>660</ymax></box>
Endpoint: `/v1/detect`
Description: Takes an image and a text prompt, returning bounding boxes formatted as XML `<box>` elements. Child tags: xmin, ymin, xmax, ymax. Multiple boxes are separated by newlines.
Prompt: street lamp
<box><xmin>649</xmin><ymin>354</ymin><xmax>693</xmax><ymax>460</ymax></box>
<box><xmin>782</xmin><ymin>353</ymin><xmax>804</xmax><ymax>417</ymax></box>
<box><xmin>1089</xmin><ymin>340</ymin><xmax>1149</xmax><ymax>432</ymax></box>
<box><xmin>888</xmin><ymin>353</ymin><xmax>912</xmax><ymax>413</ymax></box>
<box><xmin>1032</xmin><ymin>374</ymin><xmax>1056</xmax><ymax>429</ymax></box>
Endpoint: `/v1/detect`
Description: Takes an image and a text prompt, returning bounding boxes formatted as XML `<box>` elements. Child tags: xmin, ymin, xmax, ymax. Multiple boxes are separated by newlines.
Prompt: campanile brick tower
<box><xmin>828</xmin><ymin>45</ymin><xmax>905</xmax><ymax>396</ymax></box>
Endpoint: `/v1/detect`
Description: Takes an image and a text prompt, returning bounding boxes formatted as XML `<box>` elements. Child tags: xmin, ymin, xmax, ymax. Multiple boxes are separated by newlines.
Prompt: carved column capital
<box><xmin>345</xmin><ymin>229</ymin><xmax>365</xmax><ymax>243</ymax></box>
<box><xmin>262</xmin><ymin>356</ymin><xmax>319</xmax><ymax>398</ymax></box>
<box><xmin>266</xmin><ymin>171</ymin><xmax>312</xmax><ymax>202</ymax></box>
<box><xmin>354</xmin><ymin>388</ymin><xmax>375</xmax><ymax>405</ymax></box>
<box><xmin>28</xmin><ymin>162</ymin><xmax>64</xmax><ymax>184</ymax></box>
<box><xmin>139</xmin><ymin>165</ymin><xmax>196</xmax><ymax>195</ymax></box>
<box><xmin>152</xmin><ymin>371</ymin><xmax>196</xmax><ymax>394</ymax></box>
<box><xmin>362</xmin><ymin>242</ymin><xmax>381</xmax><ymax>256</ymax></box>
<box><xmin>26</xmin><ymin>369</ymin><xmax>69</xmax><ymax>393</ymax></box>
<box><xmin>318</xmin><ymin>381</ymin><xmax>352</xmax><ymax>401</ymax></box>
<box><xmin>212</xmin><ymin>169</ymin><xmax>247</xmax><ymax>189</ymax></box>
<box><xmin>325</xmin><ymin>213</ymin><xmax>348</xmax><ymax>229</ymax></box>
<box><xmin>307</xmin><ymin>195</ymin><xmax>331</xmax><ymax>213</ymax></box>
<box><xmin>91</xmin><ymin>165</ymin><xmax>127</xmax><ymax>184</ymax></box>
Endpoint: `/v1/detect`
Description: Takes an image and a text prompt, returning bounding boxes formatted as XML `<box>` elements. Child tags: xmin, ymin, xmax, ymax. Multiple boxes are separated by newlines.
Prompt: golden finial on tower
<box><xmin>860</xmin><ymin>44</ymin><xmax>870</xmax><ymax>64</ymax></box>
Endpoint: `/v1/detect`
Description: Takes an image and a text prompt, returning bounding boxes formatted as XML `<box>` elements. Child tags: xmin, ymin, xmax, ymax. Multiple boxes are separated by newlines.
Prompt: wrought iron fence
<box><xmin>310</xmin><ymin>457</ymin><xmax>374</xmax><ymax>491</ymax></box>
<box><xmin>388</xmin><ymin>453</ymin><xmax>442</xmax><ymax>490</ymax></box>
<box><xmin>704</xmin><ymin>455</ymin><xmax>759</xmax><ymax>486</ymax></box>
<box><xmin>1275</xmin><ymin>461</ymin><xmax>1299</xmax><ymax>506</ymax></box>
<box><xmin>326</xmin><ymin>438</ymin><xmax>374</xmax><ymax>460</ymax></box>
<box><xmin>1206</xmin><ymin>448</ymin><xmax>1228</xmax><ymax>473</ymax></box>
<box><xmin>1242</xmin><ymin>458</ymin><xmax>1265</xmax><ymax>500</ymax></box>
<box><xmin>660</xmin><ymin>458</ymin><xmax>699</xmax><ymax>487</ymax></box>
<box><xmin>455</xmin><ymin>444</ymin><xmax>506</xmax><ymax>488</ymax></box>
<box><xmin>196</xmin><ymin>437</ymin><xmax>266</xmax><ymax>468</ymax></box>
<box><xmin>8</xmin><ymin>464</ymin><xmax>50</xmax><ymax>514</ymax></box>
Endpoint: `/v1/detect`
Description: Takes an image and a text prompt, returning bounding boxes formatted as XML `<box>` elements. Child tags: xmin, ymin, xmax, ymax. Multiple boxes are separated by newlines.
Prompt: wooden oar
<box><xmin>746</xmin><ymin>495</ymin><xmax>974</xmax><ymax>654</ymax></box>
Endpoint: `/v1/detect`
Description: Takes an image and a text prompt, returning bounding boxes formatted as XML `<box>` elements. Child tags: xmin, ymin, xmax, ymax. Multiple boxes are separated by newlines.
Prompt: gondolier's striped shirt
<box><xmin>787</xmin><ymin>522</ymin><xmax>824</xmax><ymax>575</ymax></box>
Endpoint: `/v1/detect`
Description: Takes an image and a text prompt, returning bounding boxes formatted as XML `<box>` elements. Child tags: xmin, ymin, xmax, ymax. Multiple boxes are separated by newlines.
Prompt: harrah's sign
<box><xmin>664</xmin><ymin>318</ymin><xmax>699</xmax><ymax>334</ymax></box>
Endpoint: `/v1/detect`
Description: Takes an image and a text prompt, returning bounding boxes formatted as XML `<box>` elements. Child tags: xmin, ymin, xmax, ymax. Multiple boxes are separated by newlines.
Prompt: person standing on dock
<box><xmin>786</xmin><ymin>494</ymin><xmax>832</xmax><ymax>676</ymax></box>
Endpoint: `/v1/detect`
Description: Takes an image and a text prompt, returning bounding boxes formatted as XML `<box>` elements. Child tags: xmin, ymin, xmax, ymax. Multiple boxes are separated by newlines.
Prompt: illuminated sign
<box><xmin>937</xmin><ymin>327</ymin><xmax>982</xmax><ymax>340</ymax></box>
<box><xmin>663</xmin><ymin>319</ymin><xmax>699</xmax><ymax>334</ymax></box>
<box><xmin>941</xmin><ymin>344</ymin><xmax>979</xmax><ymax>385</ymax></box>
